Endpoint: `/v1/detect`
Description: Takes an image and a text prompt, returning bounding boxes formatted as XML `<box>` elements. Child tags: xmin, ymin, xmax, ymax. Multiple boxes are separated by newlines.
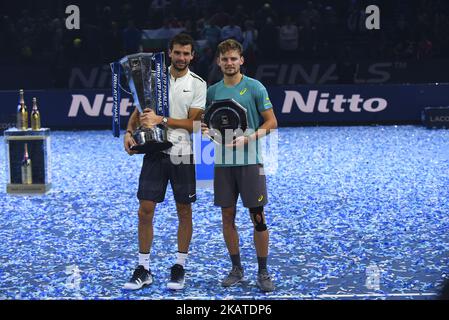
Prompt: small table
<box><xmin>4</xmin><ymin>128</ymin><xmax>51</xmax><ymax>194</ymax></box>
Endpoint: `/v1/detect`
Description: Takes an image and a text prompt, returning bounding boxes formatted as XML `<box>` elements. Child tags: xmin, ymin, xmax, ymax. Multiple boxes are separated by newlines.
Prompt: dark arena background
<box><xmin>1</xmin><ymin>0</ymin><xmax>449</xmax><ymax>305</ymax></box>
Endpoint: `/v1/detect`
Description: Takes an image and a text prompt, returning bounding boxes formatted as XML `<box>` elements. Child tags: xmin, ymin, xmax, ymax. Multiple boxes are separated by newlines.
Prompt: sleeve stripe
<box><xmin>190</xmin><ymin>73</ymin><xmax>205</xmax><ymax>83</ymax></box>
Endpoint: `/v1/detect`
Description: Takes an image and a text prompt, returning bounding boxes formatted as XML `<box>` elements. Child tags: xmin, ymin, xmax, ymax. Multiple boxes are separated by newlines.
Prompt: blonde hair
<box><xmin>217</xmin><ymin>39</ymin><xmax>243</xmax><ymax>56</ymax></box>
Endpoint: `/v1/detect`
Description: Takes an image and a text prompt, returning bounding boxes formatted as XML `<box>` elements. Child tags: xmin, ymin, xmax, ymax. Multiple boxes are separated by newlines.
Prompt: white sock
<box><xmin>139</xmin><ymin>253</ymin><xmax>150</xmax><ymax>271</ymax></box>
<box><xmin>175</xmin><ymin>252</ymin><xmax>188</xmax><ymax>267</ymax></box>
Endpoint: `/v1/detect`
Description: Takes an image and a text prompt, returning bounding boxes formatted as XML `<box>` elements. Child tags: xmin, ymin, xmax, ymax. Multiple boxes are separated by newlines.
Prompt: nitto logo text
<box><xmin>68</xmin><ymin>94</ymin><xmax>134</xmax><ymax>117</ymax></box>
<box><xmin>282</xmin><ymin>90</ymin><xmax>388</xmax><ymax>113</ymax></box>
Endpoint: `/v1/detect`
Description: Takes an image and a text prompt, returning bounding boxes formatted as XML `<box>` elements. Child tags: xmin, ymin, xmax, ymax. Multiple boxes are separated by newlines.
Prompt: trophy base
<box><xmin>131</xmin><ymin>126</ymin><xmax>173</xmax><ymax>154</ymax></box>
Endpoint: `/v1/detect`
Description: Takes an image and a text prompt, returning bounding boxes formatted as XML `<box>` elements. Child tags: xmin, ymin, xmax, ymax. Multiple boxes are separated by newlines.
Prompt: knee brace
<box><xmin>250</xmin><ymin>206</ymin><xmax>267</xmax><ymax>232</ymax></box>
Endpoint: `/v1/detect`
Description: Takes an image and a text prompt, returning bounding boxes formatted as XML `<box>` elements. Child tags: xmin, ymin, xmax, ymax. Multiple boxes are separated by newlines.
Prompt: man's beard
<box><xmin>224</xmin><ymin>69</ymin><xmax>239</xmax><ymax>77</ymax></box>
<box><xmin>172</xmin><ymin>62</ymin><xmax>189</xmax><ymax>72</ymax></box>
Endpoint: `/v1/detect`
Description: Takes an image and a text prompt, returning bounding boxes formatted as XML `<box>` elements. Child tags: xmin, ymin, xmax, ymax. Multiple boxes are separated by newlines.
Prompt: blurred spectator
<box><xmin>346</xmin><ymin>1</ymin><xmax>365</xmax><ymax>34</ymax></box>
<box><xmin>99</xmin><ymin>6</ymin><xmax>113</xmax><ymax>32</ymax></box>
<box><xmin>279</xmin><ymin>16</ymin><xmax>298</xmax><ymax>59</ymax></box>
<box><xmin>196</xmin><ymin>45</ymin><xmax>215</xmax><ymax>81</ymax></box>
<box><xmin>65</xmin><ymin>37</ymin><xmax>89</xmax><ymax>65</ymax></box>
<box><xmin>336</xmin><ymin>45</ymin><xmax>358</xmax><ymax>84</ymax></box>
<box><xmin>50</xmin><ymin>18</ymin><xmax>64</xmax><ymax>62</ymax></box>
<box><xmin>321</xmin><ymin>5</ymin><xmax>339</xmax><ymax>45</ymax></box>
<box><xmin>151</xmin><ymin>0</ymin><xmax>170</xmax><ymax>11</ymax></box>
<box><xmin>301</xmin><ymin>17</ymin><xmax>320</xmax><ymax>58</ymax></box>
<box><xmin>147</xmin><ymin>0</ymin><xmax>169</xmax><ymax>28</ymax></box>
<box><xmin>299</xmin><ymin>1</ymin><xmax>321</xmax><ymax>29</ymax></box>
<box><xmin>255</xmin><ymin>3</ymin><xmax>278</xmax><ymax>29</ymax></box>
<box><xmin>393</xmin><ymin>41</ymin><xmax>403</xmax><ymax>59</ymax></box>
<box><xmin>202</xmin><ymin>18</ymin><xmax>221</xmax><ymax>50</ymax></box>
<box><xmin>433</xmin><ymin>12</ymin><xmax>449</xmax><ymax>56</ymax></box>
<box><xmin>17</xmin><ymin>9</ymin><xmax>34</xmax><ymax>33</ymax></box>
<box><xmin>395</xmin><ymin>15</ymin><xmax>412</xmax><ymax>42</ymax></box>
<box><xmin>152</xmin><ymin>17</ymin><xmax>183</xmax><ymax>45</ymax></box>
<box><xmin>169</xmin><ymin>16</ymin><xmax>183</xmax><ymax>28</ymax></box>
<box><xmin>122</xmin><ymin>19</ymin><xmax>142</xmax><ymax>54</ymax></box>
<box><xmin>119</xmin><ymin>3</ymin><xmax>135</xmax><ymax>27</ymax></box>
<box><xmin>417</xmin><ymin>33</ymin><xmax>433</xmax><ymax>60</ymax></box>
<box><xmin>232</xmin><ymin>5</ymin><xmax>248</xmax><ymax>28</ymax></box>
<box><xmin>210</xmin><ymin>5</ymin><xmax>230</xmax><ymax>28</ymax></box>
<box><xmin>183</xmin><ymin>19</ymin><xmax>198</xmax><ymax>39</ymax></box>
<box><xmin>404</xmin><ymin>41</ymin><xmax>416</xmax><ymax>58</ymax></box>
<box><xmin>207</xmin><ymin>55</ymin><xmax>223</xmax><ymax>85</ymax></box>
<box><xmin>18</xmin><ymin>25</ymin><xmax>36</xmax><ymax>65</ymax></box>
<box><xmin>83</xmin><ymin>22</ymin><xmax>103</xmax><ymax>64</ymax></box>
<box><xmin>220</xmin><ymin>17</ymin><xmax>243</xmax><ymax>42</ymax></box>
<box><xmin>242</xmin><ymin>20</ymin><xmax>258</xmax><ymax>75</ymax></box>
<box><xmin>102</xmin><ymin>21</ymin><xmax>124</xmax><ymax>63</ymax></box>
<box><xmin>416</xmin><ymin>10</ymin><xmax>432</xmax><ymax>36</ymax></box>
<box><xmin>0</xmin><ymin>16</ymin><xmax>19</xmax><ymax>62</ymax></box>
<box><xmin>242</xmin><ymin>20</ymin><xmax>258</xmax><ymax>55</ymax></box>
<box><xmin>258</xmin><ymin>17</ymin><xmax>279</xmax><ymax>60</ymax></box>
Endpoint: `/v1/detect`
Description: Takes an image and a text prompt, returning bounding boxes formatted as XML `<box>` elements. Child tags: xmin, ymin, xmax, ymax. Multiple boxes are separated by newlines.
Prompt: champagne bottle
<box><xmin>17</xmin><ymin>89</ymin><xmax>28</xmax><ymax>130</ymax></box>
<box><xmin>31</xmin><ymin>97</ymin><xmax>41</xmax><ymax>130</ymax></box>
<box><xmin>21</xmin><ymin>143</ymin><xmax>32</xmax><ymax>184</ymax></box>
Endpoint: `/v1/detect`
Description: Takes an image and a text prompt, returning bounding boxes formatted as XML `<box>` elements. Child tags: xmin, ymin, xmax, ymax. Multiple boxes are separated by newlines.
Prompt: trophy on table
<box><xmin>6</xmin><ymin>90</ymin><xmax>51</xmax><ymax>194</ymax></box>
<box><xmin>111</xmin><ymin>52</ymin><xmax>172</xmax><ymax>154</ymax></box>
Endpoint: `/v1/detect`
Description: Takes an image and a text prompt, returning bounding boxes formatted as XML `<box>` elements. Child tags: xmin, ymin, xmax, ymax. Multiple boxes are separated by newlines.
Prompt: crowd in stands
<box><xmin>1</xmin><ymin>0</ymin><xmax>448</xmax><ymax>83</ymax></box>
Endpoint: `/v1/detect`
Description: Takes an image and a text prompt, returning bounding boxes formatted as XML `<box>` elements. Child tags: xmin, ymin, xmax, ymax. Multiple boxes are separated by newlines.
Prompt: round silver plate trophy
<box><xmin>204</xmin><ymin>99</ymin><xmax>248</xmax><ymax>144</ymax></box>
<box><xmin>111</xmin><ymin>52</ymin><xmax>173</xmax><ymax>154</ymax></box>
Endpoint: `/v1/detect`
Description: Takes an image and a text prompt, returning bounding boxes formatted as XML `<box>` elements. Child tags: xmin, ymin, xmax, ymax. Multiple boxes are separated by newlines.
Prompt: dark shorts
<box><xmin>214</xmin><ymin>164</ymin><xmax>268</xmax><ymax>208</ymax></box>
<box><xmin>137</xmin><ymin>152</ymin><xmax>196</xmax><ymax>204</ymax></box>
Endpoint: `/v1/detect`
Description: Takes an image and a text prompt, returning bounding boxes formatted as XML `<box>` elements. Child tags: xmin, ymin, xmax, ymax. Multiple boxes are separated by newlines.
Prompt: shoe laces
<box><xmin>258</xmin><ymin>270</ymin><xmax>271</xmax><ymax>280</ymax></box>
<box><xmin>131</xmin><ymin>266</ymin><xmax>147</xmax><ymax>281</ymax></box>
<box><xmin>171</xmin><ymin>264</ymin><xmax>184</xmax><ymax>278</ymax></box>
<box><xmin>230</xmin><ymin>265</ymin><xmax>243</xmax><ymax>276</ymax></box>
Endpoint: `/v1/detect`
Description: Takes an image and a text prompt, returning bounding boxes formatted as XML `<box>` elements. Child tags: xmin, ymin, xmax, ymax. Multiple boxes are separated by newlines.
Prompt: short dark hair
<box><xmin>169</xmin><ymin>33</ymin><xmax>195</xmax><ymax>52</ymax></box>
<box><xmin>217</xmin><ymin>39</ymin><xmax>243</xmax><ymax>56</ymax></box>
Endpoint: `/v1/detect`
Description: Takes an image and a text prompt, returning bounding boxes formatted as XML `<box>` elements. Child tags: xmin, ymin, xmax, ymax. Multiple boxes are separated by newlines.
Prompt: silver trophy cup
<box><xmin>120</xmin><ymin>53</ymin><xmax>172</xmax><ymax>154</ymax></box>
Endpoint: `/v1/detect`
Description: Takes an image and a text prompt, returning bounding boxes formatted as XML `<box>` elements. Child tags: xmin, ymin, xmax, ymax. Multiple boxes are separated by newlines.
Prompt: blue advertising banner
<box><xmin>1</xmin><ymin>84</ymin><xmax>449</xmax><ymax>130</ymax></box>
<box><xmin>0</xmin><ymin>90</ymin><xmax>135</xmax><ymax>130</ymax></box>
<box><xmin>272</xmin><ymin>83</ymin><xmax>449</xmax><ymax>124</ymax></box>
